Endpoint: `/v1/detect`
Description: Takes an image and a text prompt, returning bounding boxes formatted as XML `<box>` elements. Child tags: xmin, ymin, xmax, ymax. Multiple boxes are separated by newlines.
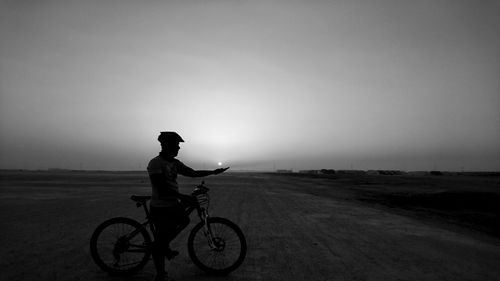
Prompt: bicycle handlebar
<box><xmin>192</xmin><ymin>181</ymin><xmax>209</xmax><ymax>195</ymax></box>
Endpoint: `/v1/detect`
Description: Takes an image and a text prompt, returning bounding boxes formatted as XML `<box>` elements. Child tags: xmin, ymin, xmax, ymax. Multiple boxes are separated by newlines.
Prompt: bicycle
<box><xmin>89</xmin><ymin>181</ymin><xmax>247</xmax><ymax>276</ymax></box>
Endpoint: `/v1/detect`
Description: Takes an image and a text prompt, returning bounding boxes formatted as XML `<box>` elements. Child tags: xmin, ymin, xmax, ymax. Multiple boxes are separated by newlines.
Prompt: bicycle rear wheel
<box><xmin>188</xmin><ymin>217</ymin><xmax>247</xmax><ymax>275</ymax></box>
<box><xmin>90</xmin><ymin>217</ymin><xmax>151</xmax><ymax>275</ymax></box>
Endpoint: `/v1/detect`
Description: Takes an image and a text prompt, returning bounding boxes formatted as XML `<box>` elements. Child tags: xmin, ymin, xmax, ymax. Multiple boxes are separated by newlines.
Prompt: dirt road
<box><xmin>1</xmin><ymin>172</ymin><xmax>499</xmax><ymax>281</ymax></box>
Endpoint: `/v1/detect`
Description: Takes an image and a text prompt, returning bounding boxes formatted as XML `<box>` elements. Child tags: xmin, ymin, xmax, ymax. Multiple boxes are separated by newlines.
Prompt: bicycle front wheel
<box><xmin>188</xmin><ymin>217</ymin><xmax>247</xmax><ymax>275</ymax></box>
<box><xmin>90</xmin><ymin>217</ymin><xmax>152</xmax><ymax>275</ymax></box>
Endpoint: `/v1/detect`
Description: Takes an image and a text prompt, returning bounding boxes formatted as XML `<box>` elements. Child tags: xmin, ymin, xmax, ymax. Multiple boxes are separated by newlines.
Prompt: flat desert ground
<box><xmin>1</xmin><ymin>170</ymin><xmax>499</xmax><ymax>281</ymax></box>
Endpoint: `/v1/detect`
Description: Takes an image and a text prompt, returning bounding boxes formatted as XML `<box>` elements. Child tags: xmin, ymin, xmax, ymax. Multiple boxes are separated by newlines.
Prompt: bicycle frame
<box><xmin>131</xmin><ymin>186</ymin><xmax>214</xmax><ymax>250</ymax></box>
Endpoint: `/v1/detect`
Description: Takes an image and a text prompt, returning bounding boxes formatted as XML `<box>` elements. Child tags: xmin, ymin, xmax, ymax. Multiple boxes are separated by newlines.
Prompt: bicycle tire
<box><xmin>90</xmin><ymin>217</ymin><xmax>152</xmax><ymax>275</ymax></box>
<box><xmin>188</xmin><ymin>217</ymin><xmax>247</xmax><ymax>275</ymax></box>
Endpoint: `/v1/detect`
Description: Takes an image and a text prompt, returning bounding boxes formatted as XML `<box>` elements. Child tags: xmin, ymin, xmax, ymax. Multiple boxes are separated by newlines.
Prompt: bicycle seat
<box><xmin>130</xmin><ymin>195</ymin><xmax>151</xmax><ymax>204</ymax></box>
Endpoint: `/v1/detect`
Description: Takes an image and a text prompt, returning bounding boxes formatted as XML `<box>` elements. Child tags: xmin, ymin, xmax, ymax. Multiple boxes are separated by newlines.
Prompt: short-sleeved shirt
<box><xmin>147</xmin><ymin>155</ymin><xmax>191</xmax><ymax>207</ymax></box>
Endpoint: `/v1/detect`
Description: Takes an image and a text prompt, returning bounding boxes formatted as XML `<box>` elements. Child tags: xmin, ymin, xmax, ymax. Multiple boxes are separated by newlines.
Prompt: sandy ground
<box><xmin>1</xmin><ymin>171</ymin><xmax>499</xmax><ymax>281</ymax></box>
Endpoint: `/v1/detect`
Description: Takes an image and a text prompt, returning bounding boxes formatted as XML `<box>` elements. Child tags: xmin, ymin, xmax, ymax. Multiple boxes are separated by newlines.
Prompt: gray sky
<box><xmin>1</xmin><ymin>0</ymin><xmax>499</xmax><ymax>171</ymax></box>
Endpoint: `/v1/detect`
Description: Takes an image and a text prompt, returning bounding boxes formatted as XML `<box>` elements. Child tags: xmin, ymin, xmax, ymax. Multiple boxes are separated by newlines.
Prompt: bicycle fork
<box><xmin>201</xmin><ymin>212</ymin><xmax>218</xmax><ymax>250</ymax></box>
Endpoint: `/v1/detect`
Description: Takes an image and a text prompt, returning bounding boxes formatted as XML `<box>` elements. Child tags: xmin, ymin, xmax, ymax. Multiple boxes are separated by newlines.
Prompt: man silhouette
<box><xmin>147</xmin><ymin>131</ymin><xmax>228</xmax><ymax>281</ymax></box>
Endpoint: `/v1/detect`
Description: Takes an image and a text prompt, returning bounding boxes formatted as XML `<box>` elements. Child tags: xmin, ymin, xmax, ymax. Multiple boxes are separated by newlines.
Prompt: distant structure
<box><xmin>295</xmin><ymin>169</ymin><xmax>410</xmax><ymax>176</ymax></box>
<box><xmin>336</xmin><ymin>170</ymin><xmax>366</xmax><ymax>175</ymax></box>
<box><xmin>297</xmin><ymin>169</ymin><xmax>336</xmax><ymax>175</ymax></box>
<box><xmin>320</xmin><ymin>169</ymin><xmax>336</xmax><ymax>174</ymax></box>
<box><xmin>407</xmin><ymin>171</ymin><xmax>430</xmax><ymax>176</ymax></box>
<box><xmin>376</xmin><ymin>170</ymin><xmax>405</xmax><ymax>175</ymax></box>
<box><xmin>276</xmin><ymin>169</ymin><xmax>500</xmax><ymax>177</ymax></box>
<box><xmin>299</xmin><ymin>170</ymin><xmax>320</xmax><ymax>174</ymax></box>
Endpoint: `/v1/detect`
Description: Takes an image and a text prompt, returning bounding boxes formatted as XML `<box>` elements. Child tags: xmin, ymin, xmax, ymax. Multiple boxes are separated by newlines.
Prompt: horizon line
<box><xmin>1</xmin><ymin>168</ymin><xmax>499</xmax><ymax>174</ymax></box>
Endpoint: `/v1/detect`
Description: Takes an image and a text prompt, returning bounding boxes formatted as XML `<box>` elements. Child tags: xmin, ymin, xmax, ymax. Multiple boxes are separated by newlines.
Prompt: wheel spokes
<box><xmin>97</xmin><ymin>224</ymin><xmax>149</xmax><ymax>270</ymax></box>
<box><xmin>192</xmin><ymin>222</ymin><xmax>243</xmax><ymax>270</ymax></box>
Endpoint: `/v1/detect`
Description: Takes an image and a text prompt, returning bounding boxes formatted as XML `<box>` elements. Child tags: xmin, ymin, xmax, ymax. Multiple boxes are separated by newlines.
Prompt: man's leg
<box><xmin>150</xmin><ymin>205</ymin><xmax>189</xmax><ymax>280</ymax></box>
<box><xmin>151</xmin><ymin>242</ymin><xmax>166</xmax><ymax>276</ymax></box>
<box><xmin>150</xmin><ymin>207</ymin><xmax>170</xmax><ymax>278</ymax></box>
<box><xmin>163</xmin><ymin>204</ymin><xmax>190</xmax><ymax>247</ymax></box>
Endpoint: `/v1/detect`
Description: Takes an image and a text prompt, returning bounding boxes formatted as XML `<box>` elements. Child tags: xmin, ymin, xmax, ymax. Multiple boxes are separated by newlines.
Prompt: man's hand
<box><xmin>213</xmin><ymin>167</ymin><xmax>229</xmax><ymax>175</ymax></box>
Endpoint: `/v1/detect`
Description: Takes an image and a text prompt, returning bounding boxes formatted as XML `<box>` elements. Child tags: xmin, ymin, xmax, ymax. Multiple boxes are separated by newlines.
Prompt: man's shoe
<box><xmin>165</xmin><ymin>249</ymin><xmax>179</xmax><ymax>260</ymax></box>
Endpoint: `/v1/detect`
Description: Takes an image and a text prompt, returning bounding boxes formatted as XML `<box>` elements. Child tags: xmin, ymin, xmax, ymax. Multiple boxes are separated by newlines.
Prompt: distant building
<box><xmin>407</xmin><ymin>171</ymin><xmax>430</xmax><ymax>176</ymax></box>
<box><xmin>377</xmin><ymin>170</ymin><xmax>405</xmax><ymax>175</ymax></box>
<box><xmin>299</xmin><ymin>170</ymin><xmax>320</xmax><ymax>174</ymax></box>
<box><xmin>320</xmin><ymin>169</ymin><xmax>336</xmax><ymax>174</ymax></box>
<box><xmin>336</xmin><ymin>170</ymin><xmax>366</xmax><ymax>175</ymax></box>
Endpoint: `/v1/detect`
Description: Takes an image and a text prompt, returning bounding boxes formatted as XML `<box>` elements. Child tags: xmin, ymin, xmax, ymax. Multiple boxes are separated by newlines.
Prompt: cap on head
<box><xmin>158</xmin><ymin>131</ymin><xmax>184</xmax><ymax>144</ymax></box>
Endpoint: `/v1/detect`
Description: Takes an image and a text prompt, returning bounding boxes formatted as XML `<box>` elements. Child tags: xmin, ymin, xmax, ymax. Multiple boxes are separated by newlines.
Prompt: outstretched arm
<box><xmin>180</xmin><ymin>167</ymin><xmax>229</xmax><ymax>178</ymax></box>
